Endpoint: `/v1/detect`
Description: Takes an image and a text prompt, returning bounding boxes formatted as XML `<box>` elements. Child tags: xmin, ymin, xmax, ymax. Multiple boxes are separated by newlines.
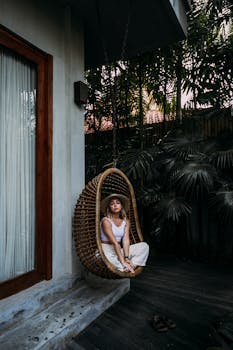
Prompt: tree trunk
<box><xmin>191</xmin><ymin>56</ymin><xmax>197</xmax><ymax>110</ymax></box>
<box><xmin>176</xmin><ymin>44</ymin><xmax>183</xmax><ymax>123</ymax></box>
<box><xmin>138</xmin><ymin>56</ymin><xmax>144</xmax><ymax>150</ymax></box>
<box><xmin>163</xmin><ymin>77</ymin><xmax>167</xmax><ymax>134</ymax></box>
<box><xmin>124</xmin><ymin>69</ymin><xmax>130</xmax><ymax>128</ymax></box>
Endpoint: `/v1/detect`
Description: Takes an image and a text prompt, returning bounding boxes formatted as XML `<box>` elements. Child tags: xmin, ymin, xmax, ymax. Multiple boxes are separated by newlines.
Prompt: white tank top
<box><xmin>100</xmin><ymin>217</ymin><xmax>126</xmax><ymax>242</ymax></box>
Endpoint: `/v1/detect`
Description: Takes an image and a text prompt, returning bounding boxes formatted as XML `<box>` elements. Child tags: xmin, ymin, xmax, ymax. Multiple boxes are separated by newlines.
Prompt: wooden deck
<box><xmin>66</xmin><ymin>255</ymin><xmax>233</xmax><ymax>350</ymax></box>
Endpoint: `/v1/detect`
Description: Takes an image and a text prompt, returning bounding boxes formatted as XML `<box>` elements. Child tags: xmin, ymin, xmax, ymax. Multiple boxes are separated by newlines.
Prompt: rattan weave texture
<box><xmin>73</xmin><ymin>168</ymin><xmax>144</xmax><ymax>279</ymax></box>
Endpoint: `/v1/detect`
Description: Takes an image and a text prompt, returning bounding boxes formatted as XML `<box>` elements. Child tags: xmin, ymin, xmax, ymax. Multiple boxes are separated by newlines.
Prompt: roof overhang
<box><xmin>70</xmin><ymin>0</ymin><xmax>189</xmax><ymax>69</ymax></box>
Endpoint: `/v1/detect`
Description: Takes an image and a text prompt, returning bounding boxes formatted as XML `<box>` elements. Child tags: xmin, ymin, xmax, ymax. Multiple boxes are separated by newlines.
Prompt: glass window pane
<box><xmin>0</xmin><ymin>46</ymin><xmax>36</xmax><ymax>282</ymax></box>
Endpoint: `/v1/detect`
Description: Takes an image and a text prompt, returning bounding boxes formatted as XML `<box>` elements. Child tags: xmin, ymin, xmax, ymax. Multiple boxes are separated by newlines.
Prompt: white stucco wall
<box><xmin>169</xmin><ymin>0</ymin><xmax>188</xmax><ymax>35</ymax></box>
<box><xmin>0</xmin><ymin>0</ymin><xmax>85</xmax><ymax>280</ymax></box>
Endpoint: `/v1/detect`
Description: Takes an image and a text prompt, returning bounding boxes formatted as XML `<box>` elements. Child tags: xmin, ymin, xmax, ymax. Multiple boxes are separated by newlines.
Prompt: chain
<box><xmin>95</xmin><ymin>0</ymin><xmax>132</xmax><ymax>167</ymax></box>
<box><xmin>120</xmin><ymin>2</ymin><xmax>132</xmax><ymax>62</ymax></box>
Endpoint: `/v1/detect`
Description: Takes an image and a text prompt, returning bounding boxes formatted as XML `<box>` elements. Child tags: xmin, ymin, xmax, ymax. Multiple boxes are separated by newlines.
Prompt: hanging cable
<box><xmin>95</xmin><ymin>0</ymin><xmax>132</xmax><ymax>167</ymax></box>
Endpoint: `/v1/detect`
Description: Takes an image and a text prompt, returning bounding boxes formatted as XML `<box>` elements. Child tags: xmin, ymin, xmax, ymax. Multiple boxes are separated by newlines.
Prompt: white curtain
<box><xmin>0</xmin><ymin>47</ymin><xmax>36</xmax><ymax>282</ymax></box>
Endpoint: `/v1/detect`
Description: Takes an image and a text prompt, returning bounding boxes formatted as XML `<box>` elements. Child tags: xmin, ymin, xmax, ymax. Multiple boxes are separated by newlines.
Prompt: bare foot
<box><xmin>130</xmin><ymin>262</ymin><xmax>137</xmax><ymax>270</ymax></box>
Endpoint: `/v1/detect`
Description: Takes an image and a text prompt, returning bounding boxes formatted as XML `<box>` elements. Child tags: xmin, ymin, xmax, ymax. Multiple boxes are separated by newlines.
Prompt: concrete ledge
<box><xmin>0</xmin><ymin>277</ymin><xmax>130</xmax><ymax>350</ymax></box>
<box><xmin>0</xmin><ymin>274</ymin><xmax>80</xmax><ymax>333</ymax></box>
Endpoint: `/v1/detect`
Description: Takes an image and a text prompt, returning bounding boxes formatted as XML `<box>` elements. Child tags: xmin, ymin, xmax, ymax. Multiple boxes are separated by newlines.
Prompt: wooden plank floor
<box><xmin>66</xmin><ymin>255</ymin><xmax>233</xmax><ymax>350</ymax></box>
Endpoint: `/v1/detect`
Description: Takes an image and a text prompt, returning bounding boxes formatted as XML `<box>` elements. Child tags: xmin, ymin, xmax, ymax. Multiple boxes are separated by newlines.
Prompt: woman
<box><xmin>100</xmin><ymin>193</ymin><xmax>149</xmax><ymax>273</ymax></box>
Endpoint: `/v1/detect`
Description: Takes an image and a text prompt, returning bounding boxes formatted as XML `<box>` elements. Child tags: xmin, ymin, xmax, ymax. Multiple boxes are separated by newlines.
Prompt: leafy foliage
<box><xmin>85</xmin><ymin>0</ymin><xmax>233</xmax><ymax>131</ymax></box>
<box><xmin>184</xmin><ymin>0</ymin><xmax>233</xmax><ymax>109</ymax></box>
<box><xmin>162</xmin><ymin>133</ymin><xmax>202</xmax><ymax>160</ymax></box>
<box><xmin>154</xmin><ymin>194</ymin><xmax>191</xmax><ymax>223</ymax></box>
<box><xmin>209</xmin><ymin>188</ymin><xmax>233</xmax><ymax>224</ymax></box>
<box><xmin>137</xmin><ymin>186</ymin><xmax>161</xmax><ymax>207</ymax></box>
<box><xmin>117</xmin><ymin>149</ymin><xmax>154</xmax><ymax>180</ymax></box>
<box><xmin>171</xmin><ymin>160</ymin><xmax>216</xmax><ymax>199</ymax></box>
<box><xmin>85</xmin><ymin>0</ymin><xmax>233</xmax><ymax>262</ymax></box>
<box><xmin>116</xmin><ymin>123</ymin><xmax>233</xmax><ymax>261</ymax></box>
<box><xmin>207</xmin><ymin>134</ymin><xmax>233</xmax><ymax>168</ymax></box>
<box><xmin>211</xmin><ymin>149</ymin><xmax>233</xmax><ymax>168</ymax></box>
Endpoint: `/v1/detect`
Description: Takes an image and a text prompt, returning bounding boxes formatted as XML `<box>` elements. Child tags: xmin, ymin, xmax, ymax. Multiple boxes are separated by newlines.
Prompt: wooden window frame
<box><xmin>0</xmin><ymin>25</ymin><xmax>53</xmax><ymax>299</ymax></box>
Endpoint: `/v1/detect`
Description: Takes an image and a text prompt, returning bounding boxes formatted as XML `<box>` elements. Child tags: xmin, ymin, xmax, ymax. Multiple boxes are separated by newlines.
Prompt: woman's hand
<box><xmin>125</xmin><ymin>258</ymin><xmax>136</xmax><ymax>270</ymax></box>
<box><xmin>122</xmin><ymin>260</ymin><xmax>135</xmax><ymax>273</ymax></box>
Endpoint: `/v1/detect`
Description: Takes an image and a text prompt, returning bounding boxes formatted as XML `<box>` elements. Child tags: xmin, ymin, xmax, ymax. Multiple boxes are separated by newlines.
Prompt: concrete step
<box><xmin>0</xmin><ymin>274</ymin><xmax>82</xmax><ymax>334</ymax></box>
<box><xmin>0</xmin><ymin>277</ymin><xmax>129</xmax><ymax>350</ymax></box>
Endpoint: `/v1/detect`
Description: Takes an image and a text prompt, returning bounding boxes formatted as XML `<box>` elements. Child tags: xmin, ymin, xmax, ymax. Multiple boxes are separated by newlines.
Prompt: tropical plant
<box><xmin>84</xmin><ymin>0</ymin><xmax>233</xmax><ymax>261</ymax></box>
<box><xmin>117</xmin><ymin>115</ymin><xmax>233</xmax><ymax>261</ymax></box>
<box><xmin>184</xmin><ymin>0</ymin><xmax>233</xmax><ymax>109</ymax></box>
<box><xmin>85</xmin><ymin>0</ymin><xmax>233</xmax><ymax>134</ymax></box>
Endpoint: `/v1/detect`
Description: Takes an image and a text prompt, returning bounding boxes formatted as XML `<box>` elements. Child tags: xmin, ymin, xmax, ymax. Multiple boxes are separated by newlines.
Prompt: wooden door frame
<box><xmin>0</xmin><ymin>25</ymin><xmax>53</xmax><ymax>299</ymax></box>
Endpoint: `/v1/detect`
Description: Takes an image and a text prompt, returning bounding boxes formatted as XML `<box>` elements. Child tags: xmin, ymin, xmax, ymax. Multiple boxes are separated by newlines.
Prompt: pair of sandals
<box><xmin>151</xmin><ymin>314</ymin><xmax>176</xmax><ymax>333</ymax></box>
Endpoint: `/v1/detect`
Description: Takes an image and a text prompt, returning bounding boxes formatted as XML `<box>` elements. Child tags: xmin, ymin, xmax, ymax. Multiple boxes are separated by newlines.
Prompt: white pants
<box><xmin>102</xmin><ymin>242</ymin><xmax>149</xmax><ymax>272</ymax></box>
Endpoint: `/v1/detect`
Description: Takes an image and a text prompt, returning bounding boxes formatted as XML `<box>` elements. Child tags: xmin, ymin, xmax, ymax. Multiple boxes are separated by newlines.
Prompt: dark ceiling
<box><xmin>74</xmin><ymin>0</ymin><xmax>188</xmax><ymax>69</ymax></box>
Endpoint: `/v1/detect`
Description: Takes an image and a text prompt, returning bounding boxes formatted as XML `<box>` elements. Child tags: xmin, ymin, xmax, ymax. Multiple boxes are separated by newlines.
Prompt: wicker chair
<box><xmin>73</xmin><ymin>168</ymin><xmax>144</xmax><ymax>279</ymax></box>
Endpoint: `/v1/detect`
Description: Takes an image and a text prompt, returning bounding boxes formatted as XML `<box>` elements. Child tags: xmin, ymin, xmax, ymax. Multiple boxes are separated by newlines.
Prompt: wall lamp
<box><xmin>74</xmin><ymin>81</ymin><xmax>89</xmax><ymax>106</ymax></box>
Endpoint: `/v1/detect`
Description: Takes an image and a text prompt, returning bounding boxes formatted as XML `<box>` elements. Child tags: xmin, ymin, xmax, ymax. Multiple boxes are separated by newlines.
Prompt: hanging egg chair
<box><xmin>73</xmin><ymin>167</ymin><xmax>144</xmax><ymax>279</ymax></box>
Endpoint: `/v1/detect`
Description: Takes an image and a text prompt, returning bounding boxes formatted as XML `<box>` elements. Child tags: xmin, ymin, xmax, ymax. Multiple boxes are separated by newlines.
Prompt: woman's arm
<box><xmin>122</xmin><ymin>219</ymin><xmax>130</xmax><ymax>258</ymax></box>
<box><xmin>122</xmin><ymin>219</ymin><xmax>135</xmax><ymax>270</ymax></box>
<box><xmin>102</xmin><ymin>218</ymin><xmax>134</xmax><ymax>273</ymax></box>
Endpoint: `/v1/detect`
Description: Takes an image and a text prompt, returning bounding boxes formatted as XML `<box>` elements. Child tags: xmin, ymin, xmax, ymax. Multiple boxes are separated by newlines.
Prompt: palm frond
<box><xmin>172</xmin><ymin>162</ymin><xmax>216</xmax><ymax>199</ymax></box>
<box><xmin>150</xmin><ymin>225</ymin><xmax>162</xmax><ymax>237</ymax></box>
<box><xmin>155</xmin><ymin>194</ymin><xmax>191</xmax><ymax>222</ymax></box>
<box><xmin>117</xmin><ymin>148</ymin><xmax>154</xmax><ymax>180</ymax></box>
<box><xmin>163</xmin><ymin>135</ymin><xmax>201</xmax><ymax>161</ymax></box>
<box><xmin>209</xmin><ymin>190</ymin><xmax>233</xmax><ymax>224</ymax></box>
<box><xmin>205</xmin><ymin>133</ymin><xmax>233</xmax><ymax>169</ymax></box>
<box><xmin>137</xmin><ymin>186</ymin><xmax>161</xmax><ymax>207</ymax></box>
<box><xmin>210</xmin><ymin>149</ymin><xmax>233</xmax><ymax>169</ymax></box>
<box><xmin>161</xmin><ymin>157</ymin><xmax>182</xmax><ymax>173</ymax></box>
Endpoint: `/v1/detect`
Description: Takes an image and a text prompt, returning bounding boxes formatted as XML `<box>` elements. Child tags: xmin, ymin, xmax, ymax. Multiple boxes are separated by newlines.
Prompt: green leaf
<box><xmin>172</xmin><ymin>161</ymin><xmax>216</xmax><ymax>199</ymax></box>
<box><xmin>211</xmin><ymin>149</ymin><xmax>233</xmax><ymax>169</ymax></box>
<box><xmin>155</xmin><ymin>193</ymin><xmax>191</xmax><ymax>222</ymax></box>
<box><xmin>209</xmin><ymin>190</ymin><xmax>233</xmax><ymax>224</ymax></box>
<box><xmin>137</xmin><ymin>186</ymin><xmax>161</xmax><ymax>207</ymax></box>
<box><xmin>163</xmin><ymin>135</ymin><xmax>201</xmax><ymax>161</ymax></box>
<box><xmin>117</xmin><ymin>149</ymin><xmax>154</xmax><ymax>181</ymax></box>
